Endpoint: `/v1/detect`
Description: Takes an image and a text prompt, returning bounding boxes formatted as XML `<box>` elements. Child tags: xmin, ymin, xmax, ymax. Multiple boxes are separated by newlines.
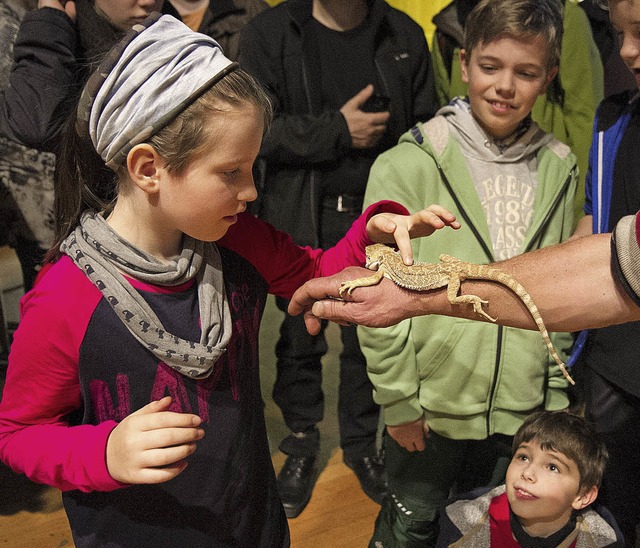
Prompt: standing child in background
<box><xmin>168</xmin><ymin>0</ymin><xmax>268</xmax><ymax>60</ymax></box>
<box><xmin>431</xmin><ymin>0</ymin><xmax>603</xmax><ymax>224</ymax></box>
<box><xmin>568</xmin><ymin>0</ymin><xmax>640</xmax><ymax>544</ymax></box>
<box><xmin>360</xmin><ymin>0</ymin><xmax>577</xmax><ymax>545</ymax></box>
<box><xmin>0</xmin><ymin>0</ymin><xmax>55</xmax><ymax>293</ymax></box>
<box><xmin>579</xmin><ymin>0</ymin><xmax>635</xmax><ymax>98</ymax></box>
<box><xmin>0</xmin><ymin>14</ymin><xmax>460</xmax><ymax>547</ymax></box>
<box><xmin>0</xmin><ymin>0</ymin><xmax>183</xmax><ymax>295</ymax></box>
<box><xmin>436</xmin><ymin>411</ymin><xmax>622</xmax><ymax>547</ymax></box>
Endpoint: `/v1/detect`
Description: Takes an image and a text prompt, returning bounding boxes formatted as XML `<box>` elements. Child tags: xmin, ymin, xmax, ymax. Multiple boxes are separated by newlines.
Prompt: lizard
<box><xmin>339</xmin><ymin>243</ymin><xmax>575</xmax><ymax>385</ymax></box>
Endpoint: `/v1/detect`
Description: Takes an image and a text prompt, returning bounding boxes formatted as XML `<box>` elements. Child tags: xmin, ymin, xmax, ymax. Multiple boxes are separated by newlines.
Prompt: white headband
<box><xmin>77</xmin><ymin>13</ymin><xmax>236</xmax><ymax>168</ymax></box>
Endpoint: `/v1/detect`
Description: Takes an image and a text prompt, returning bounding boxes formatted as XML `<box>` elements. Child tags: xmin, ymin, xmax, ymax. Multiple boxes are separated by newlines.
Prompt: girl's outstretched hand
<box><xmin>106</xmin><ymin>396</ymin><xmax>204</xmax><ymax>485</ymax></box>
<box><xmin>366</xmin><ymin>204</ymin><xmax>461</xmax><ymax>265</ymax></box>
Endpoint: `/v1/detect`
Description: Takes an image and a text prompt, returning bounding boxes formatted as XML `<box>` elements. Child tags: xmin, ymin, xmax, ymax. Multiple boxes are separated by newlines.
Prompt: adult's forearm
<box><xmin>290</xmin><ymin>233</ymin><xmax>640</xmax><ymax>333</ymax></box>
<box><xmin>406</xmin><ymin>233</ymin><xmax>640</xmax><ymax>331</ymax></box>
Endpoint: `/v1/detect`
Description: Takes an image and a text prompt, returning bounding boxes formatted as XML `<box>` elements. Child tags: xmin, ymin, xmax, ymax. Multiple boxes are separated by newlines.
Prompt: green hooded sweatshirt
<box><xmin>360</xmin><ymin>102</ymin><xmax>576</xmax><ymax>439</ymax></box>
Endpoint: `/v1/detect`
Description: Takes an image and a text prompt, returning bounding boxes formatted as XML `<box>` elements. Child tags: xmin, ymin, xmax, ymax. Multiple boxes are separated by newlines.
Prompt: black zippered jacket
<box><xmin>238</xmin><ymin>0</ymin><xmax>437</xmax><ymax>247</ymax></box>
<box><xmin>0</xmin><ymin>1</ymin><xmax>180</xmax><ymax>154</ymax></box>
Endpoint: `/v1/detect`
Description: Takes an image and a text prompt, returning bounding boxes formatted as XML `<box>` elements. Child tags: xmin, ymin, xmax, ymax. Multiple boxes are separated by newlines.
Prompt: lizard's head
<box><xmin>364</xmin><ymin>243</ymin><xmax>391</xmax><ymax>271</ymax></box>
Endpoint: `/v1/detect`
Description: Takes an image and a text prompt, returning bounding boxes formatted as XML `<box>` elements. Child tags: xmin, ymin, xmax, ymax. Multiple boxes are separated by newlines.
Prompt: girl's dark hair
<box><xmin>46</xmin><ymin>68</ymin><xmax>272</xmax><ymax>263</ymax></box>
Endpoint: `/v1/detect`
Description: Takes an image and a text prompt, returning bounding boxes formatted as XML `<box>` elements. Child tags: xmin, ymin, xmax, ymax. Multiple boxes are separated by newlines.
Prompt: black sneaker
<box><xmin>276</xmin><ymin>454</ymin><xmax>318</xmax><ymax>519</ymax></box>
<box><xmin>344</xmin><ymin>452</ymin><xmax>388</xmax><ymax>504</ymax></box>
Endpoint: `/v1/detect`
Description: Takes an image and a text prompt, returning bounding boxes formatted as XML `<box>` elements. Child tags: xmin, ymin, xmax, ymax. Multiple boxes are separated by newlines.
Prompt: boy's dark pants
<box><xmin>370</xmin><ymin>430</ymin><xmax>512</xmax><ymax>547</ymax></box>
<box><xmin>272</xmin><ymin>204</ymin><xmax>380</xmax><ymax>459</ymax></box>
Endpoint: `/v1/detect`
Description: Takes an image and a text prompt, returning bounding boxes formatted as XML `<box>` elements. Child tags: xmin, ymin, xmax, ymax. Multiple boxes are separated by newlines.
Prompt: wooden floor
<box><xmin>0</xmin><ymin>294</ymin><xmax>380</xmax><ymax>547</ymax></box>
<box><xmin>274</xmin><ymin>451</ymin><xmax>379</xmax><ymax>547</ymax></box>
<box><xmin>0</xmin><ymin>450</ymin><xmax>378</xmax><ymax>547</ymax></box>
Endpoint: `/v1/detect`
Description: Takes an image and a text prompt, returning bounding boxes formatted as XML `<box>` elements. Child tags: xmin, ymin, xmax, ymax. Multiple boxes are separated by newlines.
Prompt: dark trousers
<box><xmin>584</xmin><ymin>367</ymin><xmax>640</xmax><ymax>547</ymax></box>
<box><xmin>272</xmin><ymin>201</ymin><xmax>380</xmax><ymax>459</ymax></box>
<box><xmin>370</xmin><ymin>431</ymin><xmax>512</xmax><ymax>547</ymax></box>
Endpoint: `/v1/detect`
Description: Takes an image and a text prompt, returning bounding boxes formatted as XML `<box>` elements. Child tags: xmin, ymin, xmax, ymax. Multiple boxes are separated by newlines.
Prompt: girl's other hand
<box><xmin>366</xmin><ymin>204</ymin><xmax>461</xmax><ymax>265</ymax></box>
<box><xmin>106</xmin><ymin>396</ymin><xmax>204</xmax><ymax>484</ymax></box>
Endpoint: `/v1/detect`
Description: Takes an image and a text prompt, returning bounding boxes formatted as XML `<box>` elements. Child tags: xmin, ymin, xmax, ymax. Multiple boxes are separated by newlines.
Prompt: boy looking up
<box><xmin>360</xmin><ymin>0</ymin><xmax>577</xmax><ymax>545</ymax></box>
<box><xmin>437</xmin><ymin>411</ymin><xmax>622</xmax><ymax>546</ymax></box>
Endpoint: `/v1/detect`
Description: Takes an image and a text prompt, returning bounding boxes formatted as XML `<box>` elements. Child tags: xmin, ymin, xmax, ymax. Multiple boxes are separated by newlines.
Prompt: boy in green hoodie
<box><xmin>431</xmin><ymin>0</ymin><xmax>603</xmax><ymax>224</ymax></box>
<box><xmin>360</xmin><ymin>0</ymin><xmax>577</xmax><ymax>545</ymax></box>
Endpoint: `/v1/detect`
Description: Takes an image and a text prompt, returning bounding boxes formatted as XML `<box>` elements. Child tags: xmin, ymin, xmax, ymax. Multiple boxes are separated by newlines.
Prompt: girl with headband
<box><xmin>0</xmin><ymin>14</ymin><xmax>459</xmax><ymax>547</ymax></box>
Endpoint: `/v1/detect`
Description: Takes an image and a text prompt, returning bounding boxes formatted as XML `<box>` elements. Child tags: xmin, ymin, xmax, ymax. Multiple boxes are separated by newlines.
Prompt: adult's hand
<box><xmin>289</xmin><ymin>231</ymin><xmax>640</xmax><ymax>336</ymax></box>
<box><xmin>340</xmin><ymin>84</ymin><xmax>389</xmax><ymax>149</ymax></box>
<box><xmin>39</xmin><ymin>0</ymin><xmax>76</xmax><ymax>21</ymax></box>
<box><xmin>288</xmin><ymin>266</ymin><xmax>418</xmax><ymax>335</ymax></box>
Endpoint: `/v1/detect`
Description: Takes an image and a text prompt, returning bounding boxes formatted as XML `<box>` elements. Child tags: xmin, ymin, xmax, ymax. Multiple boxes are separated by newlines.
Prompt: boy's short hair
<box><xmin>463</xmin><ymin>0</ymin><xmax>564</xmax><ymax>70</ymax></box>
<box><xmin>513</xmin><ymin>411</ymin><xmax>608</xmax><ymax>492</ymax></box>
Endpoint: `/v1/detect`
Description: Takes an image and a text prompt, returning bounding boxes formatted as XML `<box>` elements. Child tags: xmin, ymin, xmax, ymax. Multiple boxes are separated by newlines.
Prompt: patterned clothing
<box><xmin>0</xmin><ymin>2</ymin><xmax>54</xmax><ymax>253</ymax></box>
<box><xmin>437</xmin><ymin>486</ymin><xmax>622</xmax><ymax>547</ymax></box>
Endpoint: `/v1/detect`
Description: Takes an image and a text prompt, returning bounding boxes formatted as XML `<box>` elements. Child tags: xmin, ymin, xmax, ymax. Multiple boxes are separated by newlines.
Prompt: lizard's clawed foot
<box><xmin>472</xmin><ymin>300</ymin><xmax>496</xmax><ymax>322</ymax></box>
<box><xmin>339</xmin><ymin>281</ymin><xmax>356</xmax><ymax>297</ymax></box>
<box><xmin>339</xmin><ymin>273</ymin><xmax>384</xmax><ymax>297</ymax></box>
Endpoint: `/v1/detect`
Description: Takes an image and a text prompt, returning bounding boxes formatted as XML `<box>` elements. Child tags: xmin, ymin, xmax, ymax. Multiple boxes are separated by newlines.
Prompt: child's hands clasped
<box><xmin>106</xmin><ymin>396</ymin><xmax>204</xmax><ymax>485</ymax></box>
<box><xmin>366</xmin><ymin>204</ymin><xmax>461</xmax><ymax>265</ymax></box>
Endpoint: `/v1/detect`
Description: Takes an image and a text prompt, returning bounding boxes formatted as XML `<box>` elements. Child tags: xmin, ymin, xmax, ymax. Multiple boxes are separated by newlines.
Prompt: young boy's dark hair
<box><xmin>463</xmin><ymin>0</ymin><xmax>564</xmax><ymax>70</ymax></box>
<box><xmin>514</xmin><ymin>410</ymin><xmax>608</xmax><ymax>492</ymax></box>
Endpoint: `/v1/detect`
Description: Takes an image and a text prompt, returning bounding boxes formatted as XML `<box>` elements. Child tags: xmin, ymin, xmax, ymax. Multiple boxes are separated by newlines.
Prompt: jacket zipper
<box><xmin>523</xmin><ymin>168</ymin><xmax>575</xmax><ymax>253</ymax></box>
<box><xmin>485</xmin><ymin>327</ymin><xmax>503</xmax><ymax>435</ymax></box>
<box><xmin>302</xmin><ymin>60</ymin><xmax>320</xmax><ymax>247</ymax></box>
<box><xmin>436</xmin><ymin>163</ymin><xmax>501</xmax><ymax>435</ymax></box>
<box><xmin>435</xmin><ymin>163</ymin><xmax>493</xmax><ymax>261</ymax></box>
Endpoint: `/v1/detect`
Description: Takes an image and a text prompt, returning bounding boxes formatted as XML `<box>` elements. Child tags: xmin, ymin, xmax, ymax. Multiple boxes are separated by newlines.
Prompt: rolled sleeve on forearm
<box><xmin>612</xmin><ymin>213</ymin><xmax>640</xmax><ymax>306</ymax></box>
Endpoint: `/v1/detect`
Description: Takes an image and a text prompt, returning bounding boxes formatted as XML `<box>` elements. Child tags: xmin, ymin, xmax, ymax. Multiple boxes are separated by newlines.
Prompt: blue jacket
<box><xmin>569</xmin><ymin>90</ymin><xmax>638</xmax><ymax>367</ymax></box>
<box><xmin>584</xmin><ymin>91</ymin><xmax>638</xmax><ymax>233</ymax></box>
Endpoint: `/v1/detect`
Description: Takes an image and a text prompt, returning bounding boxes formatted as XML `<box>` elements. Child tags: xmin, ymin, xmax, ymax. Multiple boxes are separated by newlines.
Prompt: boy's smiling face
<box><xmin>610</xmin><ymin>0</ymin><xmax>640</xmax><ymax>90</ymax></box>
<box><xmin>506</xmin><ymin>440</ymin><xmax>597</xmax><ymax>538</ymax></box>
<box><xmin>460</xmin><ymin>34</ymin><xmax>557</xmax><ymax>141</ymax></box>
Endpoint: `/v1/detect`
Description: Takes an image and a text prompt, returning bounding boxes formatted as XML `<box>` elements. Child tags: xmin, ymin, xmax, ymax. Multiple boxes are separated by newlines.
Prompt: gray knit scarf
<box><xmin>61</xmin><ymin>210</ymin><xmax>232</xmax><ymax>379</ymax></box>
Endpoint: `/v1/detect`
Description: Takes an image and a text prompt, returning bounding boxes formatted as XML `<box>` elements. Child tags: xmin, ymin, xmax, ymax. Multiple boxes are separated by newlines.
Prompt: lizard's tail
<box><xmin>499</xmin><ymin>273</ymin><xmax>575</xmax><ymax>386</ymax></box>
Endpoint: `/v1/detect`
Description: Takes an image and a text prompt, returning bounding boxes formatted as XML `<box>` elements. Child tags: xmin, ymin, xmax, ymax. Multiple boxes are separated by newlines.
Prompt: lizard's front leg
<box><xmin>339</xmin><ymin>269</ymin><xmax>386</xmax><ymax>297</ymax></box>
<box><xmin>446</xmin><ymin>274</ymin><xmax>496</xmax><ymax>322</ymax></box>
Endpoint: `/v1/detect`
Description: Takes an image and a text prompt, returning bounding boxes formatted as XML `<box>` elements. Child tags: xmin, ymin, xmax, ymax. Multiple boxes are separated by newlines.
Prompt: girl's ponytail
<box><xmin>45</xmin><ymin>112</ymin><xmax>117</xmax><ymax>263</ymax></box>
